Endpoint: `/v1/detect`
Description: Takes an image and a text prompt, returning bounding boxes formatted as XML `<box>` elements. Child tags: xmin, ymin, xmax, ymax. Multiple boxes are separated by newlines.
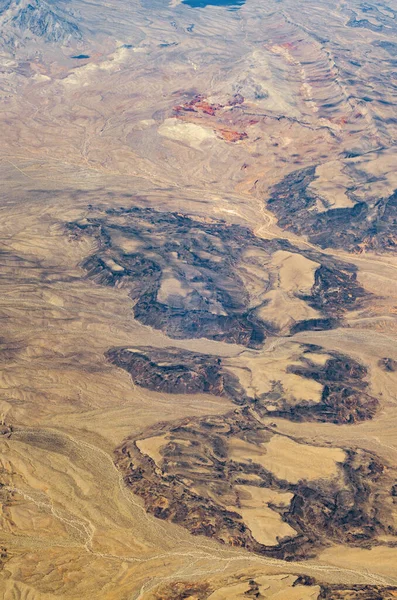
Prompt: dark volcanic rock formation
<box><xmin>115</xmin><ymin>409</ymin><xmax>397</xmax><ymax>561</ymax></box>
<box><xmin>290</xmin><ymin>317</ymin><xmax>338</xmax><ymax>334</ymax></box>
<box><xmin>153</xmin><ymin>577</ymin><xmax>397</xmax><ymax>600</ymax></box>
<box><xmin>318</xmin><ymin>584</ymin><xmax>397</xmax><ymax>599</ymax></box>
<box><xmin>267</xmin><ymin>166</ymin><xmax>397</xmax><ymax>252</ymax></box>
<box><xmin>116</xmin><ymin>411</ymin><xmax>309</xmax><ymax>560</ymax></box>
<box><xmin>302</xmin><ymin>265</ymin><xmax>366</xmax><ymax>315</ymax></box>
<box><xmin>67</xmin><ymin>205</ymin><xmax>367</xmax><ymax>345</ymax></box>
<box><xmin>379</xmin><ymin>357</ymin><xmax>397</xmax><ymax>372</ymax></box>
<box><xmin>107</xmin><ymin>344</ymin><xmax>379</xmax><ymax>424</ymax></box>
<box><xmin>106</xmin><ymin>346</ymin><xmax>247</xmax><ymax>403</ymax></box>
<box><xmin>347</xmin><ymin>3</ymin><xmax>397</xmax><ymax>34</ymax></box>
<box><xmin>264</xmin><ymin>352</ymin><xmax>379</xmax><ymax>424</ymax></box>
<box><xmin>151</xmin><ymin>581</ymin><xmax>212</xmax><ymax>600</ymax></box>
<box><xmin>68</xmin><ymin>208</ymin><xmax>273</xmax><ymax>347</ymax></box>
<box><xmin>286</xmin><ymin>448</ymin><xmax>389</xmax><ymax>547</ymax></box>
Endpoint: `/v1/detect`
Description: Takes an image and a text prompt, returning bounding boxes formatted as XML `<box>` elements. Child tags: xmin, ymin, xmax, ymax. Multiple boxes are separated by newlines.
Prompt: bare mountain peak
<box><xmin>0</xmin><ymin>0</ymin><xmax>81</xmax><ymax>44</ymax></box>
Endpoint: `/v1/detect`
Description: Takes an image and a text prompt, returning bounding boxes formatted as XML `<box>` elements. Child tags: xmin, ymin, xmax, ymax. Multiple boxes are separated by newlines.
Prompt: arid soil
<box><xmin>0</xmin><ymin>0</ymin><xmax>397</xmax><ymax>598</ymax></box>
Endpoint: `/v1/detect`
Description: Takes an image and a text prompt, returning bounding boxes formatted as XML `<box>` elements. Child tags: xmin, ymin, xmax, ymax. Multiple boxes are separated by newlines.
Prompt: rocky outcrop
<box><xmin>318</xmin><ymin>584</ymin><xmax>397</xmax><ymax>599</ymax></box>
<box><xmin>106</xmin><ymin>346</ymin><xmax>247</xmax><ymax>403</ymax></box>
<box><xmin>152</xmin><ymin>576</ymin><xmax>397</xmax><ymax>600</ymax></box>
<box><xmin>267</xmin><ymin>166</ymin><xmax>397</xmax><ymax>253</ymax></box>
<box><xmin>107</xmin><ymin>344</ymin><xmax>379</xmax><ymax>424</ymax></box>
<box><xmin>115</xmin><ymin>409</ymin><xmax>397</xmax><ymax>561</ymax></box>
<box><xmin>379</xmin><ymin>357</ymin><xmax>397</xmax><ymax>372</ymax></box>
<box><xmin>67</xmin><ymin>206</ymin><xmax>368</xmax><ymax>345</ymax></box>
<box><xmin>264</xmin><ymin>353</ymin><xmax>379</xmax><ymax>424</ymax></box>
<box><xmin>286</xmin><ymin>449</ymin><xmax>389</xmax><ymax>547</ymax></box>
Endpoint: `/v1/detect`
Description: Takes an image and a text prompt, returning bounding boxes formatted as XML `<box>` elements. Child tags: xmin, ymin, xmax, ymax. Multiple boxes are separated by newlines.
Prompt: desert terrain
<box><xmin>0</xmin><ymin>0</ymin><xmax>397</xmax><ymax>598</ymax></box>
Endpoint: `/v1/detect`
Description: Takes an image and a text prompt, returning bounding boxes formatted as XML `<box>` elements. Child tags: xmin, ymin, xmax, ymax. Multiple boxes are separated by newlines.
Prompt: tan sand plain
<box><xmin>259</xmin><ymin>436</ymin><xmax>345</xmax><ymax>483</ymax></box>
<box><xmin>229</xmin><ymin>436</ymin><xmax>345</xmax><ymax>484</ymax></box>
<box><xmin>136</xmin><ymin>435</ymin><xmax>169</xmax><ymax>468</ymax></box>
<box><xmin>236</xmin><ymin>486</ymin><xmax>296</xmax><ymax>546</ymax></box>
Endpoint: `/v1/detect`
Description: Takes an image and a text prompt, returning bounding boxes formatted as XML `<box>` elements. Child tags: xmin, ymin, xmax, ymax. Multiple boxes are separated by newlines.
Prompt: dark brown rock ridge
<box><xmin>116</xmin><ymin>411</ymin><xmax>308</xmax><ymax>560</ymax></box>
<box><xmin>262</xmin><ymin>351</ymin><xmax>379</xmax><ymax>424</ymax></box>
<box><xmin>67</xmin><ymin>205</ymin><xmax>367</xmax><ymax>345</ymax></box>
<box><xmin>318</xmin><ymin>583</ymin><xmax>397</xmax><ymax>599</ymax></box>
<box><xmin>379</xmin><ymin>357</ymin><xmax>397</xmax><ymax>372</ymax></box>
<box><xmin>115</xmin><ymin>409</ymin><xmax>397</xmax><ymax>562</ymax></box>
<box><xmin>267</xmin><ymin>166</ymin><xmax>397</xmax><ymax>253</ymax></box>
<box><xmin>152</xmin><ymin>576</ymin><xmax>397</xmax><ymax>600</ymax></box>
<box><xmin>68</xmin><ymin>208</ymin><xmax>272</xmax><ymax>347</ymax></box>
<box><xmin>107</xmin><ymin>344</ymin><xmax>379</xmax><ymax>425</ymax></box>
<box><xmin>287</xmin><ymin>448</ymin><xmax>392</xmax><ymax>547</ymax></box>
<box><xmin>106</xmin><ymin>346</ymin><xmax>247</xmax><ymax>403</ymax></box>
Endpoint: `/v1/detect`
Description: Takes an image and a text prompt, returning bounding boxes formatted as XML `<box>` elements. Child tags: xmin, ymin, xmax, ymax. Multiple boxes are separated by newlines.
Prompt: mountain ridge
<box><xmin>0</xmin><ymin>0</ymin><xmax>81</xmax><ymax>46</ymax></box>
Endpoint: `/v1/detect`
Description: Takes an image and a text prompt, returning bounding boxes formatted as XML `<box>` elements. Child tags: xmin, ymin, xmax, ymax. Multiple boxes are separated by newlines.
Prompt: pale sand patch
<box><xmin>103</xmin><ymin>257</ymin><xmax>125</xmax><ymax>272</ymax></box>
<box><xmin>208</xmin><ymin>582</ymin><xmax>251</xmax><ymax>599</ymax></box>
<box><xmin>255</xmin><ymin>574</ymin><xmax>321</xmax><ymax>599</ymax></box>
<box><xmin>260</xmin><ymin>436</ymin><xmax>345</xmax><ymax>483</ymax></box>
<box><xmin>236</xmin><ymin>485</ymin><xmax>296</xmax><ymax>546</ymax></box>
<box><xmin>157</xmin><ymin>270</ymin><xmax>189</xmax><ymax>304</ymax></box>
<box><xmin>34</xmin><ymin>73</ymin><xmax>51</xmax><ymax>82</ymax></box>
<box><xmin>257</xmin><ymin>251</ymin><xmax>321</xmax><ymax>329</ymax></box>
<box><xmin>236</xmin><ymin>473</ymin><xmax>263</xmax><ymax>483</ymax></box>
<box><xmin>229</xmin><ymin>437</ymin><xmax>270</xmax><ymax>464</ymax></box>
<box><xmin>303</xmin><ymin>352</ymin><xmax>332</xmax><ymax>366</ymax></box>
<box><xmin>132</xmin><ymin>119</ymin><xmax>156</xmax><ymax>130</ymax></box>
<box><xmin>229</xmin><ymin>436</ymin><xmax>345</xmax><ymax>483</ymax></box>
<box><xmin>258</xmin><ymin>291</ymin><xmax>321</xmax><ymax>330</ymax></box>
<box><xmin>238</xmin><ymin>506</ymin><xmax>296</xmax><ymax>546</ymax></box>
<box><xmin>267</xmin><ymin>585</ymin><xmax>321</xmax><ymax>599</ymax></box>
<box><xmin>158</xmin><ymin>118</ymin><xmax>217</xmax><ymax>150</ymax></box>
<box><xmin>42</xmin><ymin>291</ymin><xmax>64</xmax><ymax>307</ymax></box>
<box><xmin>224</xmin><ymin>349</ymin><xmax>323</xmax><ymax>404</ymax></box>
<box><xmin>351</xmin><ymin>149</ymin><xmax>397</xmax><ymax>200</ymax></box>
<box><xmin>272</xmin><ymin>251</ymin><xmax>319</xmax><ymax>295</ymax></box>
<box><xmin>281</xmin><ymin>373</ymin><xmax>323</xmax><ymax>404</ymax></box>
<box><xmin>365</xmin><ymin>151</ymin><xmax>397</xmax><ymax>181</ymax></box>
<box><xmin>315</xmin><ymin>545</ymin><xmax>397</xmax><ymax>582</ymax></box>
<box><xmin>194</xmin><ymin>249</ymin><xmax>223</xmax><ymax>263</ymax></box>
<box><xmin>136</xmin><ymin>434</ymin><xmax>169</xmax><ymax>468</ymax></box>
<box><xmin>111</xmin><ymin>231</ymin><xmax>142</xmax><ymax>254</ymax></box>
<box><xmin>62</xmin><ymin>46</ymin><xmax>130</xmax><ymax>86</ymax></box>
<box><xmin>239</xmin><ymin>487</ymin><xmax>293</xmax><ymax>507</ymax></box>
<box><xmin>309</xmin><ymin>161</ymin><xmax>355</xmax><ymax>213</ymax></box>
